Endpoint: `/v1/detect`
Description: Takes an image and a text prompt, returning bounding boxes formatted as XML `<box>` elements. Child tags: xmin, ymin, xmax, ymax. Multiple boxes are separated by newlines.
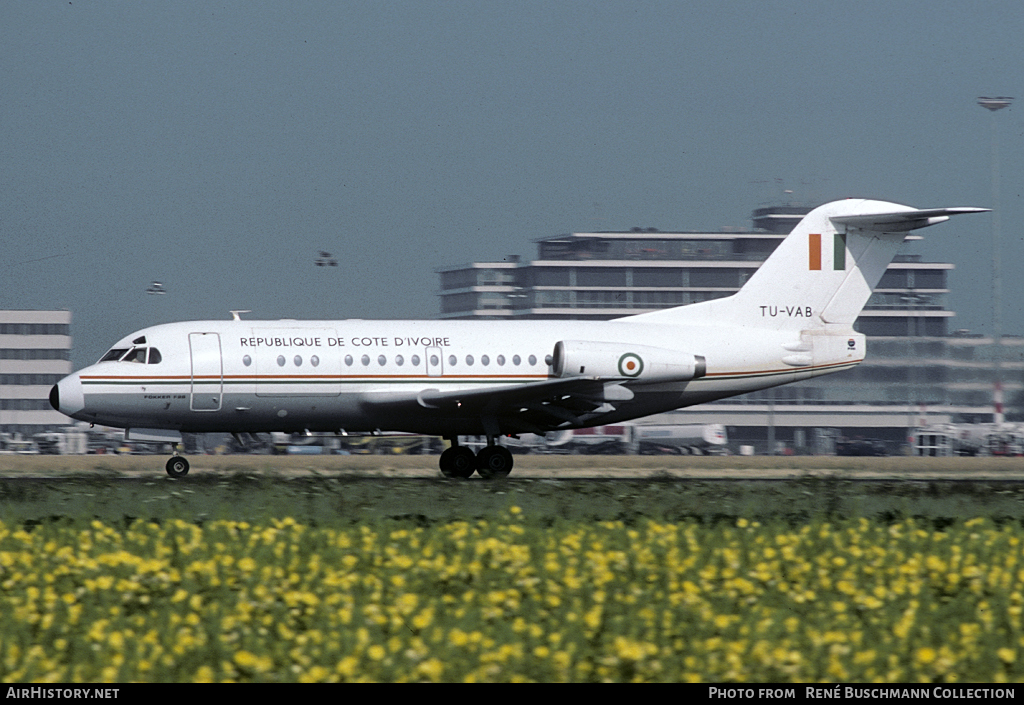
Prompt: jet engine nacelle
<box><xmin>552</xmin><ymin>340</ymin><xmax>706</xmax><ymax>383</ymax></box>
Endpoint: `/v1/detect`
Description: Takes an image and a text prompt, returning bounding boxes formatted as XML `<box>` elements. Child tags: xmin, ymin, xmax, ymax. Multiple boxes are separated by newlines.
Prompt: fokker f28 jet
<box><xmin>50</xmin><ymin>199</ymin><xmax>986</xmax><ymax>478</ymax></box>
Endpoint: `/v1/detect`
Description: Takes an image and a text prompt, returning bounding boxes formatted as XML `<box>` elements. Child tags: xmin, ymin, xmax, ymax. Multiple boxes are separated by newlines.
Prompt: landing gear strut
<box><xmin>165</xmin><ymin>455</ymin><xmax>190</xmax><ymax>478</ymax></box>
<box><xmin>439</xmin><ymin>437</ymin><xmax>514</xmax><ymax>479</ymax></box>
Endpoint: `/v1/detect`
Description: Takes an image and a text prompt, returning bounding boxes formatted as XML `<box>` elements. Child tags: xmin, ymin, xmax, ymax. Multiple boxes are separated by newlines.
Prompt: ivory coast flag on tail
<box><xmin>809</xmin><ymin>233</ymin><xmax>846</xmax><ymax>270</ymax></box>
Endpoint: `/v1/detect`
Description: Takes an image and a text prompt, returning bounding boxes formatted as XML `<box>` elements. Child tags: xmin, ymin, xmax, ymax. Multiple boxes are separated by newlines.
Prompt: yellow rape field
<box><xmin>2</xmin><ymin>512</ymin><xmax>1024</xmax><ymax>682</ymax></box>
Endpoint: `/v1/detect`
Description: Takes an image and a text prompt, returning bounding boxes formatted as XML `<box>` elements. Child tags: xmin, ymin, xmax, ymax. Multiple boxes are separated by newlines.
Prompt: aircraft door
<box><xmin>189</xmin><ymin>333</ymin><xmax>223</xmax><ymax>411</ymax></box>
<box><xmin>425</xmin><ymin>347</ymin><xmax>443</xmax><ymax>377</ymax></box>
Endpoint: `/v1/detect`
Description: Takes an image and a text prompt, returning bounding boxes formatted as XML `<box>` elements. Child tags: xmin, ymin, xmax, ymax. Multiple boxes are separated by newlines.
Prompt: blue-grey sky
<box><xmin>3</xmin><ymin>1</ymin><xmax>1022</xmax><ymax>368</ymax></box>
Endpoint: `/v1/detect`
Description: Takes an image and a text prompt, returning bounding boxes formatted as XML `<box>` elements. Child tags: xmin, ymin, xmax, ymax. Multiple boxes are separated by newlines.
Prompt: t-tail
<box><xmin>628</xmin><ymin>198</ymin><xmax>988</xmax><ymax>331</ymax></box>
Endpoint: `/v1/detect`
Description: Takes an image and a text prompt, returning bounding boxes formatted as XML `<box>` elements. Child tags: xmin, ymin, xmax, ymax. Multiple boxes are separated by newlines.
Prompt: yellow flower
<box><xmin>193</xmin><ymin>665</ymin><xmax>215</xmax><ymax>682</ymax></box>
<box><xmin>336</xmin><ymin>656</ymin><xmax>359</xmax><ymax>678</ymax></box>
<box><xmin>417</xmin><ymin>658</ymin><xmax>444</xmax><ymax>681</ymax></box>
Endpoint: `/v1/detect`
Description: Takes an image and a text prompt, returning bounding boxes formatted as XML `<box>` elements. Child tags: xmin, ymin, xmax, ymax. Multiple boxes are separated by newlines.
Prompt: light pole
<box><xmin>978</xmin><ymin>96</ymin><xmax>1013</xmax><ymax>424</ymax></box>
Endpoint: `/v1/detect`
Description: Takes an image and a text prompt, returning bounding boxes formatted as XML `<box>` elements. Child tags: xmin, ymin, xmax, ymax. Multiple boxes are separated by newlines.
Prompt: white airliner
<box><xmin>50</xmin><ymin>199</ymin><xmax>986</xmax><ymax>478</ymax></box>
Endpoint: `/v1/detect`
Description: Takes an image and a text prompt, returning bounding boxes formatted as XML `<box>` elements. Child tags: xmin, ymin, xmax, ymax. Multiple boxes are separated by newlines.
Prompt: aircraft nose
<box><xmin>51</xmin><ymin>373</ymin><xmax>85</xmax><ymax>416</ymax></box>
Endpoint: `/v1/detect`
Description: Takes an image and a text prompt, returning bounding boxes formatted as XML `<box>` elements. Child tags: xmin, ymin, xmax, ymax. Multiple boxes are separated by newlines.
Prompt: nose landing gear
<box><xmin>165</xmin><ymin>455</ymin><xmax>190</xmax><ymax>478</ymax></box>
<box><xmin>439</xmin><ymin>437</ymin><xmax>513</xmax><ymax>479</ymax></box>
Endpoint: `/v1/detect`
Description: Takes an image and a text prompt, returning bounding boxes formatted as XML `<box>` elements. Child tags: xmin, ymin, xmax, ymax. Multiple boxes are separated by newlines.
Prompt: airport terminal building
<box><xmin>438</xmin><ymin>207</ymin><xmax>1012</xmax><ymax>453</ymax></box>
<box><xmin>0</xmin><ymin>310</ymin><xmax>74</xmax><ymax>438</ymax></box>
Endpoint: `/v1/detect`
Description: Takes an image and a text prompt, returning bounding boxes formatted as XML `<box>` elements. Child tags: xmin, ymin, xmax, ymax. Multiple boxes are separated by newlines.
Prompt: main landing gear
<box><xmin>439</xmin><ymin>438</ymin><xmax>513</xmax><ymax>479</ymax></box>
<box><xmin>165</xmin><ymin>455</ymin><xmax>190</xmax><ymax>478</ymax></box>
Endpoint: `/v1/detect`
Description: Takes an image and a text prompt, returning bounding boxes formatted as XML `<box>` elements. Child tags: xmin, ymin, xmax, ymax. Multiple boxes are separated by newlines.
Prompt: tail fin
<box><xmin>627</xmin><ymin>199</ymin><xmax>987</xmax><ymax>329</ymax></box>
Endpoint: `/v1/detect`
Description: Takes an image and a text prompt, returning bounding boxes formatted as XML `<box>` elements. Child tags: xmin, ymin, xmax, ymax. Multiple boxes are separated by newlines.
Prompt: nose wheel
<box><xmin>165</xmin><ymin>456</ymin><xmax>190</xmax><ymax>478</ymax></box>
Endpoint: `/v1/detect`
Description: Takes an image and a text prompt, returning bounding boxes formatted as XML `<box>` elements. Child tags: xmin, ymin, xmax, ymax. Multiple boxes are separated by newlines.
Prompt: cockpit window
<box><xmin>124</xmin><ymin>348</ymin><xmax>147</xmax><ymax>364</ymax></box>
<box><xmin>98</xmin><ymin>346</ymin><xmax>161</xmax><ymax>363</ymax></box>
<box><xmin>99</xmin><ymin>348</ymin><xmax>129</xmax><ymax>362</ymax></box>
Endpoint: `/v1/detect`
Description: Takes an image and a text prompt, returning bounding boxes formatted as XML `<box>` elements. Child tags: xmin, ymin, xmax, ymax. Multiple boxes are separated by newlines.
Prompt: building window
<box><xmin>533</xmin><ymin>268</ymin><xmax>571</xmax><ymax>286</ymax></box>
<box><xmin>0</xmin><ymin>349</ymin><xmax>70</xmax><ymax>360</ymax></box>
<box><xmin>577</xmin><ymin>269</ymin><xmax>626</xmax><ymax>287</ymax></box>
<box><xmin>633</xmin><ymin>269</ymin><xmax>683</xmax><ymax>287</ymax></box>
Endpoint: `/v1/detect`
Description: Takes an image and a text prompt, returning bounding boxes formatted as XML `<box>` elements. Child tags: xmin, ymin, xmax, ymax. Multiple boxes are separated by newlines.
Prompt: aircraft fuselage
<box><xmin>52</xmin><ymin>317</ymin><xmax>859</xmax><ymax>437</ymax></box>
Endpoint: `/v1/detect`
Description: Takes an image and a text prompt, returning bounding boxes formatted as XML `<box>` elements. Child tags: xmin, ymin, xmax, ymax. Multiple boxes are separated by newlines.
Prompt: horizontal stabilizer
<box><xmin>831</xmin><ymin>207</ymin><xmax>989</xmax><ymax>232</ymax></box>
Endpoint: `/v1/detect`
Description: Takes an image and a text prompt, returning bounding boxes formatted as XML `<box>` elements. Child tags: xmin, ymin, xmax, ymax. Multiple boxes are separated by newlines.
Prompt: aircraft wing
<box><xmin>362</xmin><ymin>376</ymin><xmax>634</xmax><ymax>434</ymax></box>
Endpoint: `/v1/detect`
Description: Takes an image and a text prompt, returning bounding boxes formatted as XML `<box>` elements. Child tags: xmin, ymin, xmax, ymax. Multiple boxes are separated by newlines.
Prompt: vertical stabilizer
<box><xmin>626</xmin><ymin>199</ymin><xmax>987</xmax><ymax>330</ymax></box>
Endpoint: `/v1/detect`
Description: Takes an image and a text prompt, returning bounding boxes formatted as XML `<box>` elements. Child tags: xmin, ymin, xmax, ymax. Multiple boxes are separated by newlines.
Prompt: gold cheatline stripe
<box><xmin>79</xmin><ymin>361</ymin><xmax>860</xmax><ymax>386</ymax></box>
<box><xmin>81</xmin><ymin>375</ymin><xmax>548</xmax><ymax>384</ymax></box>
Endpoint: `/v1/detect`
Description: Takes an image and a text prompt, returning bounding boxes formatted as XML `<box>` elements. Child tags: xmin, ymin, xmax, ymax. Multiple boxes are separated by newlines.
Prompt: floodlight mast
<box><xmin>977</xmin><ymin>96</ymin><xmax>1013</xmax><ymax>424</ymax></box>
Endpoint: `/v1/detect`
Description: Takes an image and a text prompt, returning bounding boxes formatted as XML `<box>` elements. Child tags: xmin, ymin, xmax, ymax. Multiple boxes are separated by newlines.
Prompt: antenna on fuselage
<box><xmin>230</xmin><ymin>310</ymin><xmax>251</xmax><ymax>321</ymax></box>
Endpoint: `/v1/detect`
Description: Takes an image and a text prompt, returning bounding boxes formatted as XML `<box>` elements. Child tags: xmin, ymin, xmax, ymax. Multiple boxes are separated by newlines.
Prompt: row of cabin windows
<box><xmin>240</xmin><ymin>353</ymin><xmax>541</xmax><ymax>369</ymax></box>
